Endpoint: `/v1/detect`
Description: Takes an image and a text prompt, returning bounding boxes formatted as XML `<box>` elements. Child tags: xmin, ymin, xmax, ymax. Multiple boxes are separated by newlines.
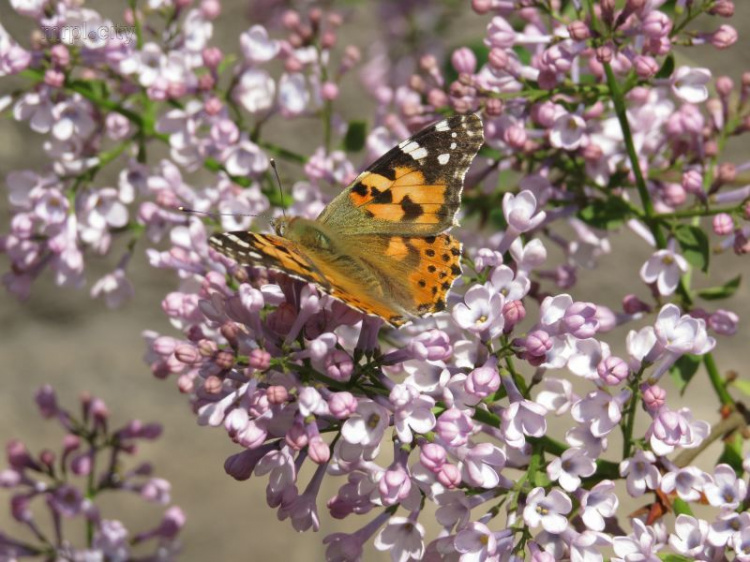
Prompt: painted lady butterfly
<box><xmin>209</xmin><ymin>113</ymin><xmax>484</xmax><ymax>326</ymax></box>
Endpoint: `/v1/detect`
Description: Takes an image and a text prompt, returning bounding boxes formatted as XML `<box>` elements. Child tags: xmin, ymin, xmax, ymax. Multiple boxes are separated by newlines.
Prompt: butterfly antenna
<box><xmin>269</xmin><ymin>158</ymin><xmax>287</xmax><ymax>220</ymax></box>
<box><xmin>178</xmin><ymin>207</ymin><xmax>259</xmax><ymax>219</ymax></box>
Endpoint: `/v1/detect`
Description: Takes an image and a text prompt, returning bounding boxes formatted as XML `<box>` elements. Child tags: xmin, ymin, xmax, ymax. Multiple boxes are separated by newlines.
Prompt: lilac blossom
<box><xmin>1</xmin><ymin>1</ymin><xmax>749</xmax><ymax>560</ymax></box>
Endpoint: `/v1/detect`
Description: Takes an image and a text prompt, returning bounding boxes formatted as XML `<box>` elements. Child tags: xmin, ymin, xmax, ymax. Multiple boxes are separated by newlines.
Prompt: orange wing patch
<box><xmin>406</xmin><ymin>234</ymin><xmax>462</xmax><ymax>314</ymax></box>
<box><xmin>349</xmin><ymin>166</ymin><xmax>448</xmax><ymax>225</ymax></box>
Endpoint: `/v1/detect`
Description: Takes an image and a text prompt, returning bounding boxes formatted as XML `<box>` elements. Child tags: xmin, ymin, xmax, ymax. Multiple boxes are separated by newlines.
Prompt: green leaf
<box><xmin>674</xmin><ymin>224</ymin><xmax>709</xmax><ymax>272</ymax></box>
<box><xmin>577</xmin><ymin>197</ymin><xmax>632</xmax><ymax>229</ymax></box>
<box><xmin>718</xmin><ymin>432</ymin><xmax>745</xmax><ymax>475</ymax></box>
<box><xmin>668</xmin><ymin>354</ymin><xmax>701</xmax><ymax>395</ymax></box>
<box><xmin>655</xmin><ymin>54</ymin><xmax>675</xmax><ymax>80</ymax></box>
<box><xmin>732</xmin><ymin>379</ymin><xmax>750</xmax><ymax>397</ymax></box>
<box><xmin>660</xmin><ymin>555</ymin><xmax>692</xmax><ymax>562</ymax></box>
<box><xmin>343</xmin><ymin>120</ymin><xmax>367</xmax><ymax>153</ymax></box>
<box><xmin>697</xmin><ymin>275</ymin><xmax>741</xmax><ymax>301</ymax></box>
<box><xmin>672</xmin><ymin>498</ymin><xmax>693</xmax><ymax>517</ymax></box>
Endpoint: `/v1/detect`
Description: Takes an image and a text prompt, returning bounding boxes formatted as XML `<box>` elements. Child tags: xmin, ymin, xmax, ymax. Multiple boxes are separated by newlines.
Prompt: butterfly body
<box><xmin>209</xmin><ymin>114</ymin><xmax>484</xmax><ymax>327</ymax></box>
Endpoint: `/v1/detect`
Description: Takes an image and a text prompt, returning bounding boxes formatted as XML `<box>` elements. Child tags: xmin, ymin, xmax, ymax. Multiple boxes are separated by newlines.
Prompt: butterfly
<box><xmin>208</xmin><ymin>113</ymin><xmax>484</xmax><ymax>327</ymax></box>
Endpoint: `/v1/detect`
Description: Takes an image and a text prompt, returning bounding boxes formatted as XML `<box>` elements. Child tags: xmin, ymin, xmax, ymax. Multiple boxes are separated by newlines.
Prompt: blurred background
<box><xmin>1</xmin><ymin>1</ymin><xmax>749</xmax><ymax>560</ymax></box>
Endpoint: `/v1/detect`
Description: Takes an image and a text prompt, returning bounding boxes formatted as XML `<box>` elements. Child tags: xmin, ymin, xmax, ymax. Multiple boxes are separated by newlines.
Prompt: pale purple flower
<box><xmin>660</xmin><ymin>467</ymin><xmax>711</xmax><ymax>502</ymax></box>
<box><xmin>459</xmin><ymin>442</ymin><xmax>506</xmax><ymax>489</ymax></box>
<box><xmin>379</xmin><ymin>466</ymin><xmax>412</xmax><ymax>506</ymax></box>
<box><xmin>390</xmin><ymin>383</ymin><xmax>436</xmax><ymax>443</ymax></box>
<box><xmin>549</xmin><ymin>112</ymin><xmax>586</xmax><ymax>151</ymax></box>
<box><xmin>454</xmin><ymin>521</ymin><xmax>498</xmax><ymax>560</ymax></box>
<box><xmin>436</xmin><ymin>407</ymin><xmax>476</xmax><ymax>447</ymax></box>
<box><xmin>654</xmin><ymin>304</ymin><xmax>716</xmax><ymax>355</ymax></box>
<box><xmin>498</xmin><ymin>190</ymin><xmax>546</xmax><ymax>252</ymax></box>
<box><xmin>640</xmin><ymin>247</ymin><xmax>689</xmax><ymax>296</ymax></box>
<box><xmin>278</xmin><ymin>73</ymin><xmax>311</xmax><ymax>117</ymax></box>
<box><xmin>13</xmin><ymin>89</ymin><xmax>55</xmax><ymax>133</ymax></box>
<box><xmin>488</xmin><ymin>265</ymin><xmax>530</xmax><ymax>300</ymax></box>
<box><xmin>620</xmin><ymin>449</ymin><xmax>661</xmax><ymax>497</ymax></box>
<box><xmin>612</xmin><ymin>519</ymin><xmax>663</xmax><ymax>562</ymax></box>
<box><xmin>668</xmin><ymin>515</ymin><xmax>709</xmax><ymax>558</ymax></box>
<box><xmin>580</xmin><ymin>480</ymin><xmax>619</xmax><ymax>532</ymax></box>
<box><xmin>240</xmin><ymin>25</ymin><xmax>279</xmax><ymax>63</ymax></box>
<box><xmin>223</xmin><ymin>136</ymin><xmax>269</xmax><ymax>177</ymax></box>
<box><xmin>571</xmin><ymin>390</ymin><xmax>630</xmax><ymax>437</ymax></box>
<box><xmin>374</xmin><ymin>516</ymin><xmax>425</xmax><ymax>562</ymax></box>
<box><xmin>451</xmin><ymin>285</ymin><xmax>505</xmax><ymax>339</ymax></box>
<box><xmin>501</xmin><ymin>399</ymin><xmax>547</xmax><ymax>448</ymax></box>
<box><xmin>340</xmin><ymin>400</ymin><xmax>390</xmax><ymax>449</ymax></box>
<box><xmin>535</xmin><ymin>378</ymin><xmax>577</xmax><ymax>415</ymax></box>
<box><xmin>234</xmin><ymin>68</ymin><xmax>275</xmax><ymax>113</ymax></box>
<box><xmin>647</xmin><ymin>407</ymin><xmax>710</xmax><ymax>455</ymax></box>
<box><xmin>703</xmin><ymin>464</ymin><xmax>747</xmax><ymax>509</ymax></box>
<box><xmin>523</xmin><ymin>487</ymin><xmax>572</xmax><ymax>533</ymax></box>
<box><xmin>671</xmin><ymin>66</ymin><xmax>711</xmax><ymax>104</ymax></box>
<box><xmin>91</xmin><ymin>269</ymin><xmax>135</xmax><ymax>309</ymax></box>
<box><xmin>546</xmin><ymin>447</ymin><xmax>596</xmax><ymax>492</ymax></box>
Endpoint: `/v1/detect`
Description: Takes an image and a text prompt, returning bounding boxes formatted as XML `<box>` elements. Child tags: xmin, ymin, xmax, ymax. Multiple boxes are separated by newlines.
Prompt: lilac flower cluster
<box><xmin>2</xmin><ymin>0</ymin><xmax>750</xmax><ymax>561</ymax></box>
<box><xmin>0</xmin><ymin>386</ymin><xmax>185</xmax><ymax>560</ymax></box>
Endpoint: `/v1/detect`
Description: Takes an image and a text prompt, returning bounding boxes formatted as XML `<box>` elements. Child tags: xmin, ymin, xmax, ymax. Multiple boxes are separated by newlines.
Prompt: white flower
<box><xmin>240</xmin><ymin>25</ymin><xmax>280</xmax><ymax>63</ymax></box>
<box><xmin>234</xmin><ymin>69</ymin><xmax>275</xmax><ymax>114</ymax></box>
<box><xmin>374</xmin><ymin>517</ymin><xmax>425</xmax><ymax>562</ymax></box>
<box><xmin>278</xmin><ymin>73</ymin><xmax>310</xmax><ymax>117</ymax></box>
<box><xmin>549</xmin><ymin>112</ymin><xmax>586</xmax><ymax>150</ymax></box>
<box><xmin>671</xmin><ymin>66</ymin><xmax>711</xmax><ymax>104</ymax></box>
<box><xmin>639</xmin><ymin>248</ymin><xmax>689</xmax><ymax>296</ymax></box>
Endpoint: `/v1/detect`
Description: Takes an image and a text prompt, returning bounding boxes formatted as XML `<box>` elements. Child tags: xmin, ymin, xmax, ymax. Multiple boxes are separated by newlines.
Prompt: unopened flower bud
<box><xmin>642</xmin><ymin>384</ymin><xmax>666</xmax><ymax>411</ymax></box>
<box><xmin>712</xmin><ymin>213</ymin><xmax>734</xmax><ymax>235</ymax></box>
<box><xmin>567</xmin><ymin>21</ymin><xmax>591</xmax><ymax>41</ymax></box>
<box><xmin>267</xmin><ymin>385</ymin><xmax>289</xmax><ymax>404</ymax></box>
<box><xmin>708</xmin><ymin>0</ymin><xmax>734</xmax><ymax>17</ymax></box>
<box><xmin>710</xmin><ymin>25</ymin><xmax>738</xmax><ymax>49</ymax></box>
<box><xmin>596</xmin><ymin>45</ymin><xmax>613</xmax><ymax>63</ymax></box>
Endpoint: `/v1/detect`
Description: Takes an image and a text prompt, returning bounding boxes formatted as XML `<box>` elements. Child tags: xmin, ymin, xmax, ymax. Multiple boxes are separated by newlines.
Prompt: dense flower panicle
<box><xmin>2</xmin><ymin>0</ymin><xmax>750</xmax><ymax>560</ymax></box>
<box><xmin>0</xmin><ymin>387</ymin><xmax>185</xmax><ymax>560</ymax></box>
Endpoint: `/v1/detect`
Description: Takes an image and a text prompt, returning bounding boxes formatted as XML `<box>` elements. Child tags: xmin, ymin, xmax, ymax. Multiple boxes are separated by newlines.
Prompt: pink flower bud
<box><xmin>451</xmin><ymin>47</ymin><xmax>477</xmax><ymax>74</ymax></box>
<box><xmin>623</xmin><ymin>294</ymin><xmax>651</xmax><ymax>314</ymax></box>
<box><xmin>502</xmin><ymin>300</ymin><xmax>526</xmax><ymax>330</ymax></box>
<box><xmin>71</xmin><ymin>452</ymin><xmax>92</xmax><ymax>476</ymax></box>
<box><xmin>248</xmin><ymin>348</ymin><xmax>271</xmax><ymax>370</ymax></box>
<box><xmin>50</xmin><ymin>44</ymin><xmax>70</xmax><ymax>67</ymax></box>
<box><xmin>525</xmin><ymin>330</ymin><xmax>552</xmax><ymax>358</ymax></box>
<box><xmin>597</xmin><ymin>356</ymin><xmax>630</xmax><ymax>385</ymax></box>
<box><xmin>712</xmin><ymin>213</ymin><xmax>734</xmax><ymax>236</ymax></box>
<box><xmin>708</xmin><ymin>0</ymin><xmax>734</xmax><ymax>17</ymax></box>
<box><xmin>681</xmin><ymin>169</ymin><xmax>704</xmax><ymax>195</ymax></box>
<box><xmin>200</xmin><ymin>0</ymin><xmax>221</xmax><ymax>18</ymax></box>
<box><xmin>596</xmin><ymin>45</ymin><xmax>613</xmax><ymax>63</ymax></box>
<box><xmin>472</xmin><ymin>0</ymin><xmax>493</xmax><ymax>13</ymax></box>
<box><xmin>437</xmin><ymin>463</ymin><xmax>462</xmax><ymax>488</ymax></box>
<box><xmin>419</xmin><ymin>443</ymin><xmax>446</xmax><ymax>472</ymax></box>
<box><xmin>503</xmin><ymin>124</ymin><xmax>527</xmax><ymax>150</ymax></box>
<box><xmin>567</xmin><ymin>21</ymin><xmax>591</xmax><ymax>41</ymax></box>
<box><xmin>267</xmin><ymin>385</ymin><xmax>289</xmax><ymax>405</ymax></box>
<box><xmin>488</xmin><ymin>47</ymin><xmax>509</xmax><ymax>70</ymax></box>
<box><xmin>465</xmin><ymin>363</ymin><xmax>501</xmax><ymax>399</ymax></box>
<box><xmin>328</xmin><ymin>391</ymin><xmax>357</xmax><ymax>419</ymax></box>
<box><xmin>641</xmin><ymin>10</ymin><xmax>672</xmax><ymax>38</ymax></box>
<box><xmin>633</xmin><ymin>55</ymin><xmax>659</xmax><ymax>79</ymax></box>
<box><xmin>35</xmin><ymin>385</ymin><xmax>58</xmax><ymax>418</ymax></box>
<box><xmin>214</xmin><ymin>350</ymin><xmax>235</xmax><ymax>370</ymax></box>
<box><xmin>642</xmin><ymin>384</ymin><xmax>666</xmax><ymax>411</ymax></box>
<box><xmin>285</xmin><ymin>421</ymin><xmax>308</xmax><ymax>450</ymax></box>
<box><xmin>44</xmin><ymin>69</ymin><xmax>64</xmax><ymax>88</ymax></box>
<box><xmin>716</xmin><ymin>75</ymin><xmax>734</xmax><ymax>97</ymax></box>
<box><xmin>708</xmin><ymin>309</ymin><xmax>739</xmax><ymax>336</ymax></box>
<box><xmin>321</xmin><ymin>31</ymin><xmax>337</xmax><ymax>49</ymax></box>
<box><xmin>427</xmin><ymin>88</ymin><xmax>449</xmax><ymax>109</ymax></box>
<box><xmin>710</xmin><ymin>25</ymin><xmax>738</xmax><ymax>49</ymax></box>
<box><xmin>308</xmin><ymin>435</ymin><xmax>330</xmax><ymax>464</ymax></box>
<box><xmin>661</xmin><ymin>182</ymin><xmax>686</xmax><ymax>207</ymax></box>
<box><xmin>321</xmin><ymin>81</ymin><xmax>339</xmax><ymax>101</ymax></box>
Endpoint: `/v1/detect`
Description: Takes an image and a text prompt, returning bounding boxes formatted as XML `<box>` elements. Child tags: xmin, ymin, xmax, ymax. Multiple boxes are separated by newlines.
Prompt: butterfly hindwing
<box><xmin>317</xmin><ymin>113</ymin><xmax>484</xmax><ymax>236</ymax></box>
<box><xmin>209</xmin><ymin>231</ymin><xmax>410</xmax><ymax>326</ymax></box>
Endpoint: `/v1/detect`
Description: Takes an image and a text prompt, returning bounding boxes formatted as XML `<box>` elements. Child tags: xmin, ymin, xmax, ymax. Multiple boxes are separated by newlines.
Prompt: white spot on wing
<box><xmin>450</xmin><ymin>142</ymin><xmax>457</xmax><ymax>149</ymax></box>
<box><xmin>401</xmin><ymin>141</ymin><xmax>420</xmax><ymax>154</ymax></box>
<box><xmin>438</xmin><ymin>153</ymin><xmax>450</xmax><ymax>165</ymax></box>
<box><xmin>434</xmin><ymin>120</ymin><xmax>450</xmax><ymax>132</ymax></box>
<box><xmin>410</xmin><ymin>147</ymin><xmax>429</xmax><ymax>160</ymax></box>
<box><xmin>451</xmin><ymin>132</ymin><xmax>457</xmax><ymax>138</ymax></box>
<box><xmin>227</xmin><ymin>234</ymin><xmax>250</xmax><ymax>248</ymax></box>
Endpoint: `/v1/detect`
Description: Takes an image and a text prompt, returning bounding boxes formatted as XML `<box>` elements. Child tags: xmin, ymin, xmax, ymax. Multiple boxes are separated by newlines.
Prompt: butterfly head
<box><xmin>271</xmin><ymin>215</ymin><xmax>291</xmax><ymax>237</ymax></box>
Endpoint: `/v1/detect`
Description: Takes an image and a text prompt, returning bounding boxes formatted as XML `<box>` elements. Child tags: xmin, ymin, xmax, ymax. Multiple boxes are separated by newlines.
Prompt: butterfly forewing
<box><xmin>317</xmin><ymin>113</ymin><xmax>484</xmax><ymax>236</ymax></box>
